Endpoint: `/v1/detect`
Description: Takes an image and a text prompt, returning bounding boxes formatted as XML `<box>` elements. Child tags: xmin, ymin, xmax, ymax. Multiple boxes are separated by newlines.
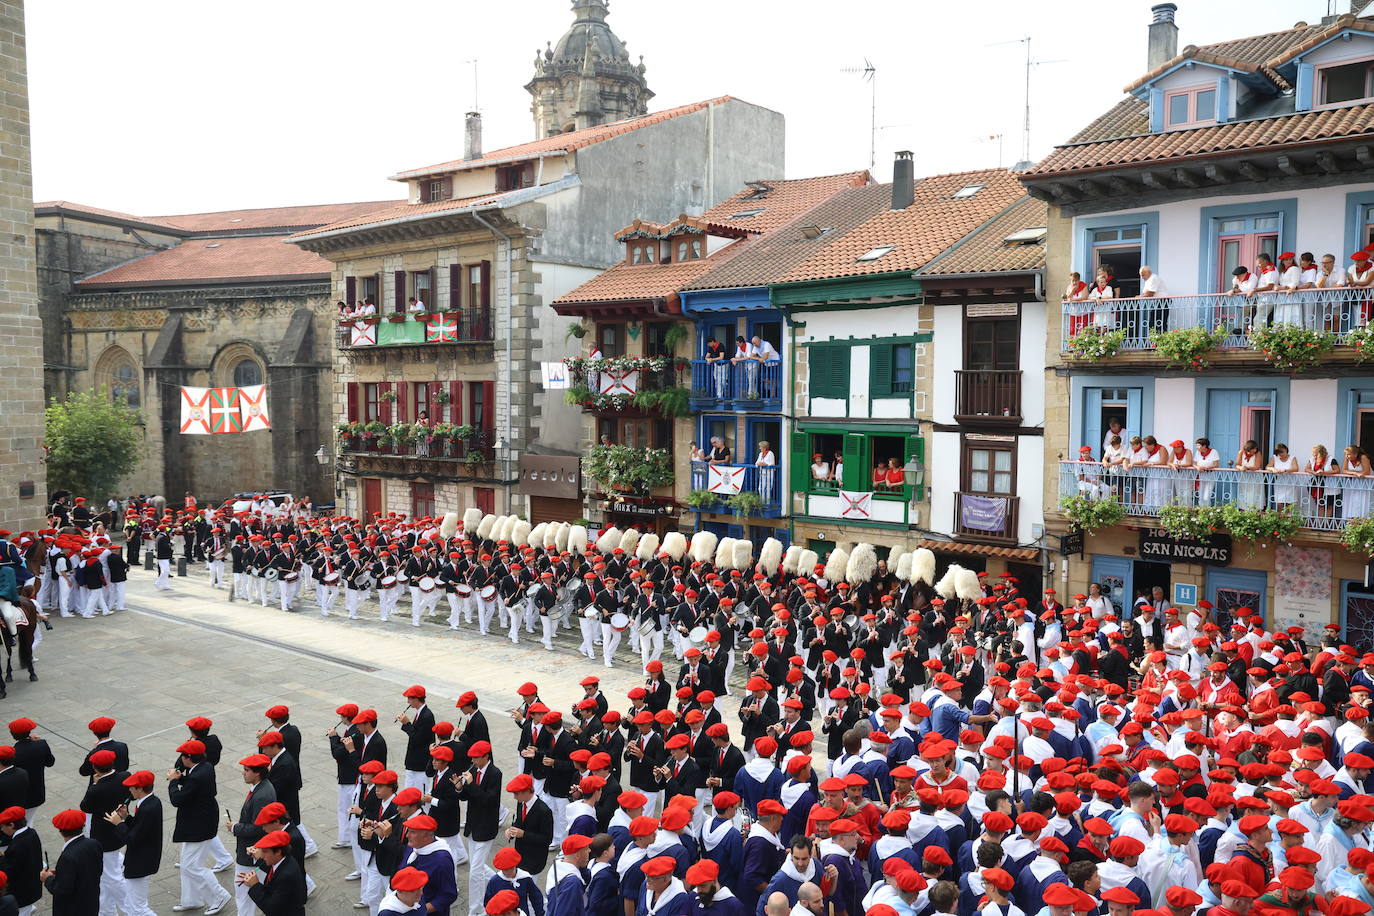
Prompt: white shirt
<box><xmin>1232</xmin><ymin>272</ymin><xmax>1258</xmax><ymax>295</ymax></box>
<box><xmin>1300</xmin><ymin>266</ymin><xmax>1319</xmax><ymax>288</ymax></box>
<box><xmin>754</xmin><ymin>340</ymin><xmax>780</xmax><ymax>361</ymax></box>
<box><xmin>755</xmin><ymin>450</ymin><xmax>775</xmax><ymax>467</ymax></box>
<box><xmin>1280</xmin><ymin>265</ymin><xmax>1302</xmax><ymax>291</ymax></box>
<box><xmin>1141</xmin><ymin>273</ymin><xmax>1166</xmax><ymax>296</ymax></box>
<box><xmin>1103</xmin><ymin>428</ymin><xmax>1128</xmax><ymax>454</ymax></box>
<box><xmin>811</xmin><ymin>462</ymin><xmax>829</xmax><ymax>480</ymax></box>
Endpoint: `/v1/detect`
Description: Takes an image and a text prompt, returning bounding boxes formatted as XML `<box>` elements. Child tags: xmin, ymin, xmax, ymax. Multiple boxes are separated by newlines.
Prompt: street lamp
<box><xmin>901</xmin><ymin>457</ymin><xmax>925</xmax><ymax>489</ymax></box>
<box><xmin>314</xmin><ymin>446</ymin><xmax>330</xmax><ymax>466</ymax></box>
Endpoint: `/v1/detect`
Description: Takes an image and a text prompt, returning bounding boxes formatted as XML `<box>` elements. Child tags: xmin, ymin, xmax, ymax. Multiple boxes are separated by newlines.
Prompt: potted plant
<box><xmin>434</xmin><ymin>387</ymin><xmax>451</xmax><ymax>406</ymax></box>
<box><xmin>726</xmin><ymin>490</ymin><xmax>764</xmax><ymax>517</ymax></box>
<box><xmin>1057</xmin><ymin>495</ymin><xmax>1126</xmax><ymax>534</ymax></box>
<box><xmin>685</xmin><ymin>489</ymin><xmax>720</xmax><ymax>511</ymax></box>
<box><xmin>461</xmin><ymin>450</ymin><xmax>488</xmax><ymax>473</ymax></box>
<box><xmin>1066</xmin><ymin>326</ymin><xmax>1127</xmax><ymax>361</ymax></box>
<box><xmin>1250</xmin><ymin>324</ymin><xmax>1337</xmax><ymax>372</ymax></box>
<box><xmin>565</xmin><ymin>322</ymin><xmax>588</xmax><ymax>341</ymax></box>
<box><xmin>379</xmin><ymin>389</ymin><xmax>398</xmax><ymax>403</ymax></box>
<box><xmin>1343</xmin><ymin>515</ymin><xmax>1374</xmax><ymax>557</ymax></box>
<box><xmin>1156</xmin><ymin>504</ymin><xmax>1225</xmax><ymax>540</ymax></box>
<box><xmin>362</xmin><ymin>420</ymin><xmax>387</xmax><ymax>442</ymax></box>
<box><xmin>662</xmin><ymin>324</ymin><xmax>689</xmax><ymax>354</ymax></box>
<box><xmin>1148</xmin><ymin>325</ymin><xmax>1227</xmax><ymax>371</ymax></box>
<box><xmin>1220</xmin><ymin>505</ymin><xmax>1301</xmax><ymax>550</ymax></box>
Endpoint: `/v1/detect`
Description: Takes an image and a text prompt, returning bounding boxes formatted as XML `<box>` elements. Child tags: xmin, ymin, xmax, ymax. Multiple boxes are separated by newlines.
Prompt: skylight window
<box><xmin>728</xmin><ymin>208</ymin><xmax>765</xmax><ymax>219</ymax></box>
<box><xmin>952</xmin><ymin>185</ymin><xmax>984</xmax><ymax>199</ymax></box>
<box><xmin>856</xmin><ymin>245</ymin><xmax>896</xmax><ymax>262</ymax></box>
<box><xmin>1004</xmin><ymin>226</ymin><xmax>1047</xmax><ymax>245</ymax></box>
<box><xmin>800</xmin><ymin>226</ymin><xmax>833</xmax><ymax>240</ymax></box>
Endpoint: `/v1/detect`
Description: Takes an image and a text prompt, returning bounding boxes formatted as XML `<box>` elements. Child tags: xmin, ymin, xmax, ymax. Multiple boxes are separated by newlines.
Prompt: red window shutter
<box><xmin>396</xmin><ymin>381</ymin><xmax>409</xmax><ymax>422</ymax></box>
<box><xmin>394</xmin><ymin>270</ymin><xmax>406</xmax><ymax>313</ymax></box>
<box><xmin>345</xmin><ymin>276</ymin><xmax>357</xmax><ymax>304</ymax></box>
<box><xmin>378</xmin><ymin>382</ymin><xmax>393</xmax><ymax>423</ymax></box>
<box><xmin>449</xmin><ymin>381</ymin><xmax>462</xmax><ymax>425</ymax></box>
<box><xmin>346</xmin><ymin>381</ymin><xmax>359</xmax><ymax>421</ymax></box>
<box><xmin>475</xmin><ymin>487</ymin><xmax>494</xmax><ymax>515</ymax></box>
<box><xmin>449</xmin><ymin>265</ymin><xmax>462</xmax><ymax>311</ymax></box>
<box><xmin>442</xmin><ymin>177</ymin><xmax>453</xmax><ymax>198</ymax></box>
<box><xmin>481</xmin><ymin>381</ymin><xmax>496</xmax><ymax>432</ymax></box>
<box><xmin>428</xmin><ymin>382</ymin><xmax>442</xmax><ymax>420</ymax></box>
<box><xmin>480</xmin><ymin>260</ymin><xmax>492</xmax><ymax>311</ymax></box>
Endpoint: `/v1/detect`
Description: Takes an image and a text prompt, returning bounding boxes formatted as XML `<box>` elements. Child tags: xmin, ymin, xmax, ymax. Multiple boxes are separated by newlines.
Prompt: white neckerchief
<box><xmin>698</xmin><ymin>816</ymin><xmax>736</xmax><ymax>852</ymax></box>
<box><xmin>780</xmin><ymin>779</ymin><xmax>810</xmax><ymax>808</ymax></box>
<box><xmin>643</xmin><ymin>878</ymin><xmax>687</xmax><ymax>916</ymax></box>
<box><xmin>748</xmin><ymin>821</ymin><xmax>784</xmax><ymax>850</ymax></box>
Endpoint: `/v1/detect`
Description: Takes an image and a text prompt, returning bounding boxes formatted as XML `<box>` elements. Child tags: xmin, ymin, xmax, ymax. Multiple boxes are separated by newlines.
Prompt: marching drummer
<box><xmin>573</xmin><ymin>572</ymin><xmax>600</xmax><ymax>661</ymax></box>
<box><xmin>471</xmin><ymin>552</ymin><xmax>500</xmax><ymax>635</ymax></box>
<box><xmin>403</xmin><ymin>545</ymin><xmax>431</xmax><ymax>620</ymax></box>
<box><xmin>533</xmin><ymin>570</ymin><xmax>559</xmax><ymax>650</ymax></box>
<box><xmin>342</xmin><ymin>546</ymin><xmax>371</xmax><ymax>620</ymax></box>
<box><xmin>271</xmin><ymin>536</ymin><xmax>301</xmax><ymax>612</ymax></box>
<box><xmin>498</xmin><ymin>561</ymin><xmax>529</xmax><ymax>645</ymax></box>
<box><xmin>375</xmin><ymin>549</ymin><xmax>401</xmax><ymax>622</ymax></box>
<box><xmin>313</xmin><ymin>544</ymin><xmax>340</xmax><ymax>614</ymax></box>
<box><xmin>635</xmin><ymin>580</ymin><xmax>665</xmax><ymax>669</ymax></box>
<box><xmin>596</xmin><ymin>575</ymin><xmax>624</xmax><ymax>669</ymax></box>
<box><xmin>439</xmin><ymin>551</ymin><xmax>466</xmax><ymax>631</ymax></box>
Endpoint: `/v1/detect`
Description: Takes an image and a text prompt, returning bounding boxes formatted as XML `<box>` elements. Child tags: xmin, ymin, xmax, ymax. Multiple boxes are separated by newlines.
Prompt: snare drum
<box><xmin>283</xmin><ymin>571</ymin><xmax>300</xmax><ymax>583</ymax></box>
<box><xmin>610</xmin><ymin>612</ymin><xmax>631</xmax><ymax>631</ymax></box>
<box><xmin>583</xmin><ymin>607</ymin><xmax>601</xmax><ymax>619</ymax></box>
<box><xmin>478</xmin><ymin>584</ymin><xmax>497</xmax><ymax>601</ymax></box>
<box><xmin>418</xmin><ymin>576</ymin><xmax>437</xmax><ymax>593</ymax></box>
<box><xmin>322</xmin><ymin>571</ymin><xmax>341</xmax><ymax>585</ymax></box>
<box><xmin>264</xmin><ymin>568</ymin><xmax>280</xmax><ymax>582</ymax></box>
<box><xmin>688</xmin><ymin>625</ymin><xmax>709</xmax><ymax>644</ymax></box>
<box><xmin>380</xmin><ymin>575</ymin><xmax>398</xmax><ymax>589</ymax></box>
<box><xmin>456</xmin><ymin>584</ymin><xmax>472</xmax><ymax>598</ymax></box>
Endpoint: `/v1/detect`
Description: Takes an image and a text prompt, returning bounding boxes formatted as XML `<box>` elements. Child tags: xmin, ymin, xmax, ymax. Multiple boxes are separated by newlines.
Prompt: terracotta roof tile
<box><xmin>392</xmin><ymin>97</ymin><xmax>742</xmax><ymax>180</ymax></box>
<box><xmin>34</xmin><ymin>200</ymin><xmax>181</xmax><ymax>230</ymax></box>
<box><xmin>1026</xmin><ymin>103</ymin><xmax>1374</xmax><ymax>176</ymax></box>
<box><xmin>698</xmin><ymin>171</ymin><xmax>872</xmax><ymax>234</ymax></box>
<box><xmin>776</xmin><ymin>169</ymin><xmax>1025</xmax><ymax>285</ymax></box>
<box><xmin>914</xmin><ymin>539</ymin><xmax>1039</xmax><ymax>562</ymax></box>
<box><xmin>552</xmin><ymin>257</ymin><xmax>726</xmax><ymax>306</ymax></box>
<box><xmin>146</xmin><ymin>200</ymin><xmax>400</xmax><ymax>234</ymax></box>
<box><xmin>287</xmin><ymin>190</ymin><xmax>523</xmax><ymax>240</ymax></box>
<box><xmin>1068</xmin><ymin>98</ymin><xmax>1151</xmax><ymax>145</ymax></box>
<box><xmin>917</xmin><ymin>195</ymin><xmax>1047</xmax><ymax>276</ymax></box>
<box><xmin>681</xmin><ymin>184</ymin><xmax>892</xmax><ymax>292</ymax></box>
<box><xmin>76</xmin><ymin>236</ymin><xmax>331</xmax><ymax>288</ymax></box>
<box><xmin>1122</xmin><ymin>22</ymin><xmax>1323</xmax><ymax>94</ymax></box>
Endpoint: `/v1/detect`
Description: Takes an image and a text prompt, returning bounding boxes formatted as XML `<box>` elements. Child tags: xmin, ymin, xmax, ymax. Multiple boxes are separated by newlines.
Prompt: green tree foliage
<box><xmin>44</xmin><ymin>389</ymin><xmax>141</xmax><ymax>500</ymax></box>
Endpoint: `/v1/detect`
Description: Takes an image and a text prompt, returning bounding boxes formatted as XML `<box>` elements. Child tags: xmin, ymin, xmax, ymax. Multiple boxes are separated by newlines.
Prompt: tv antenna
<box><xmin>465</xmin><ymin>59</ymin><xmax>480</xmax><ymax>111</ymax></box>
<box><xmin>988</xmin><ymin>37</ymin><xmax>1065</xmax><ymax>168</ymax></box>
<box><xmin>840</xmin><ymin>59</ymin><xmax>877</xmax><ymax>171</ymax></box>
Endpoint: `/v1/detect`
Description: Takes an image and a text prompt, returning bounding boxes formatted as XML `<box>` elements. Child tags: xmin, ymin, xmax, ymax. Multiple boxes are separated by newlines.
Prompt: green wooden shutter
<box><xmin>790</xmin><ymin>429</ymin><xmax>811</xmax><ymax>492</ymax></box>
<box><xmin>842</xmin><ymin>432</ymin><xmax>866</xmax><ymax>491</ymax></box>
<box><xmin>869</xmin><ymin>345</ymin><xmax>892</xmax><ymax>397</ymax></box>
<box><xmin>808</xmin><ymin>347</ymin><xmax>830</xmax><ymax>398</ymax></box>
<box><xmin>905</xmin><ymin>433</ymin><xmax>925</xmax><ymax>500</ymax></box>
<box><xmin>834</xmin><ymin>347</ymin><xmax>851</xmax><ymax>395</ymax></box>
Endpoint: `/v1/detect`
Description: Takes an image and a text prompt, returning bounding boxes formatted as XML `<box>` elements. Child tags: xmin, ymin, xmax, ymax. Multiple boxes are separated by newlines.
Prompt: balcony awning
<box><xmin>915</xmin><ymin>539</ymin><xmax>1040</xmax><ymax>562</ymax></box>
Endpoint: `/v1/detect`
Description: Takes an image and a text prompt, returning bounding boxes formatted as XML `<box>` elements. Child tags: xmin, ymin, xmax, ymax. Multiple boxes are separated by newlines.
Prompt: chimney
<box><xmin>1148</xmin><ymin>4</ymin><xmax>1179</xmax><ymax>71</ymax></box>
<box><xmin>891</xmin><ymin>151</ymin><xmax>914</xmax><ymax>210</ymax></box>
<box><xmin>464</xmin><ymin>111</ymin><xmax>482</xmax><ymax>161</ymax></box>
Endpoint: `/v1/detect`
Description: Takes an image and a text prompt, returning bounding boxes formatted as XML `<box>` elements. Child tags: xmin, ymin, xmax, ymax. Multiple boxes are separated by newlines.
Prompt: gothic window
<box><xmin>95</xmin><ymin>346</ymin><xmax>140</xmax><ymax>409</ymax></box>
<box><xmin>112</xmin><ymin>363</ymin><xmax>139</xmax><ymax>408</ymax></box>
<box><xmin>233</xmin><ymin>359</ymin><xmax>263</xmax><ymax>388</ymax></box>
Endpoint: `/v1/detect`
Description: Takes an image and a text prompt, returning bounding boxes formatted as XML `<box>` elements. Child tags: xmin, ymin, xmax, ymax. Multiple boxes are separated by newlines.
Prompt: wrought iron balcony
<box><xmin>688</xmin><ymin>359</ymin><xmax>782</xmax><ymax>411</ymax></box>
<box><xmin>337</xmin><ymin>310</ymin><xmax>493</xmax><ymax>350</ymax></box>
<box><xmin>688</xmin><ymin>461</ymin><xmax>783</xmax><ymax>517</ymax></box>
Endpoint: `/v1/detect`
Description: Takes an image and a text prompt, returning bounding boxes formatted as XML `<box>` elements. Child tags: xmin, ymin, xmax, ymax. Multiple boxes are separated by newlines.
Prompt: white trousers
<box><xmin>414</xmin><ymin>590</ymin><xmax>441</xmax><ymax>626</ymax></box>
<box><xmin>235</xmin><ymin>878</ymin><xmax>259</xmax><ymax>916</ymax></box>
<box><xmin>109</xmin><ymin>581</ymin><xmax>127</xmax><ymax>611</ymax></box>
<box><xmin>362</xmin><ymin>862</ymin><xmax>386</xmax><ymax>916</ymax></box>
<box><xmin>601</xmin><ymin>623</ymin><xmax>622</xmax><ymax>667</ymax></box>
<box><xmin>208</xmin><ymin>559</ymin><xmax>225</xmax><ymax>587</ymax></box>
<box><xmin>337</xmin><ymin>784</ymin><xmax>355</xmax><ymax>845</ymax></box>
<box><xmin>442</xmin><ymin>832</ymin><xmax>467</xmax><ymax>865</ymax></box>
<box><xmin>155</xmin><ymin>559</ymin><xmax>171</xmax><ymax>590</ymax></box>
<box><xmin>446</xmin><ymin>593</ymin><xmax>465</xmax><ymax>628</ymax></box>
<box><xmin>378</xmin><ymin>586</ymin><xmax>399</xmax><ymax>621</ymax></box>
<box><xmin>640</xmin><ymin>629</ymin><xmax>664</xmax><ymax>669</ymax></box>
<box><xmin>345</xmin><ymin>587</ymin><xmax>365</xmax><ymax>619</ymax></box>
<box><xmin>178</xmin><ymin>840</ymin><xmax>224</xmax><ymax>907</ymax></box>
<box><xmin>206</xmin><ymin>833</ymin><xmax>232</xmax><ymax>868</ymax></box>
<box><xmin>404</xmin><ymin>770</ymin><xmax>429</xmax><ymax>791</ymax></box>
<box><xmin>235</xmin><ymin>572</ymin><xmax>249</xmax><ymax>600</ymax></box>
<box><xmin>99</xmin><ymin>849</ymin><xmax>127</xmax><ymax>916</ymax></box>
<box><xmin>319</xmin><ymin>585</ymin><xmax>338</xmax><ymax>613</ymax></box>
<box><xmin>298</xmin><ymin>823</ymin><xmax>317</xmax><ymax>855</ymax></box>
<box><xmin>579</xmin><ymin>617</ymin><xmax>598</xmax><ymax>657</ymax></box>
<box><xmin>507</xmin><ymin>604</ymin><xmax>522</xmax><ymax>643</ymax></box>
<box><xmin>279</xmin><ymin>581</ymin><xmax>295</xmax><ymax>612</ymax></box>
<box><xmin>477</xmin><ymin>597</ymin><xmax>497</xmax><ymax>634</ymax></box>
<box><xmin>122</xmin><ymin>875</ymin><xmax>157</xmax><ymax>916</ymax></box>
<box><xmin>464</xmin><ymin>836</ymin><xmax>494</xmax><ymax>916</ymax></box>
<box><xmin>84</xmin><ymin>589</ymin><xmax>109</xmax><ymax>617</ymax></box>
<box><xmin>549</xmin><ymin>795</ymin><xmax>569</xmax><ymax>845</ymax></box>
<box><xmin>253</xmin><ymin>575</ymin><xmax>268</xmax><ymax>605</ymax></box>
<box><xmin>541</xmin><ymin>614</ymin><xmax>556</xmax><ymax>650</ymax></box>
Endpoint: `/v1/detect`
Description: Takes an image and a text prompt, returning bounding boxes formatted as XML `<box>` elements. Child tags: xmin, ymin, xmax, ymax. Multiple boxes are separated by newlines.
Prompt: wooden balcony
<box><xmin>954</xmin><ymin>370</ymin><xmax>1022</xmax><ymax>424</ymax></box>
<box><xmin>954</xmin><ymin>492</ymin><xmax>1020</xmax><ymax>544</ymax></box>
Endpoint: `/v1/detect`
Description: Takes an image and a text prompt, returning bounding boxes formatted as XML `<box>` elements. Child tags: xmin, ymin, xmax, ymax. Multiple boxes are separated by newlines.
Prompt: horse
<box><xmin>2</xmin><ymin>591</ymin><xmax>39</xmax><ymax>690</ymax></box>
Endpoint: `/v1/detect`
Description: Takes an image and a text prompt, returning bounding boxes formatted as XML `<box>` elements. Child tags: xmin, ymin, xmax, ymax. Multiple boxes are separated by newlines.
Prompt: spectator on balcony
<box><xmin>884</xmin><ymin>458</ymin><xmax>905</xmax><ymax>492</ymax></box>
<box><xmin>832</xmin><ymin>452</ymin><xmax>844</xmax><ymax>485</ymax></box>
<box><xmin>871</xmin><ymin>463</ymin><xmax>888</xmax><ymax>491</ymax></box>
<box><xmin>1249</xmin><ymin>253</ymin><xmax>1279</xmax><ymax>330</ymax></box>
<box><xmin>336</xmin><ymin>300</ymin><xmax>351</xmax><ymax>321</ymax></box>
<box><xmin>1348</xmin><ymin>251</ymin><xmax>1374</xmax><ymax>328</ymax></box>
<box><xmin>1075</xmin><ymin>446</ymin><xmax>1104</xmax><ymax>500</ymax></box>
<box><xmin>1063</xmin><ymin>272</ymin><xmax>1091</xmax><ymax>337</ymax></box>
<box><xmin>749</xmin><ymin>335</ymin><xmax>781</xmax><ymax>399</ymax></box>
<box><xmin>1235</xmin><ymin>439</ymin><xmax>1265</xmax><ymax>510</ymax></box>
<box><xmin>357</xmin><ymin>297</ymin><xmax>377</xmax><ymax>317</ymax></box>
<box><xmin>707</xmin><ymin>437</ymin><xmax>731</xmax><ymax>466</ymax></box>
<box><xmin>1138</xmin><ymin>435</ymin><xmax>1169</xmax><ymax>508</ymax></box>
<box><xmin>689</xmin><ymin>441</ymin><xmax>706</xmax><ymax>463</ymax></box>
<box><xmin>704</xmin><ymin>338</ymin><xmax>729</xmax><ymax>399</ymax></box>
<box><xmin>1275</xmin><ymin>253</ymin><xmax>1304</xmax><ymax>326</ymax></box>
<box><xmin>1195</xmin><ymin>437</ymin><xmax>1220</xmax><ymax>505</ymax></box>
<box><xmin>1102</xmin><ymin>434</ymin><xmax>1126</xmax><ymax>499</ymax></box>
<box><xmin>416</xmin><ymin>410</ymin><xmax>432</xmax><ymax>457</ymax></box>
<box><xmin>1102</xmin><ymin>417</ymin><xmax>1127</xmax><ymax>455</ymax></box>
<box><xmin>1299</xmin><ymin>253</ymin><xmax>1320</xmax><ymax>289</ymax></box>
<box><xmin>755</xmin><ymin>441</ymin><xmax>776</xmax><ymax>505</ymax></box>
<box><xmin>1123</xmin><ymin>435</ymin><xmax>1147</xmax><ymax>505</ymax></box>
<box><xmin>1168</xmin><ymin>439</ymin><xmax>1194</xmax><ymax>506</ymax></box>
<box><xmin>1268</xmin><ymin>443</ymin><xmax>1300</xmax><ymax>511</ymax></box>
<box><xmin>810</xmin><ymin>453</ymin><xmax>831</xmax><ymax>484</ymax></box>
<box><xmin>1306</xmin><ymin>444</ymin><xmax>1340</xmax><ymax>520</ymax></box>
<box><xmin>1343</xmin><ymin>446</ymin><xmax>1373</xmax><ymax>521</ymax></box>
<box><xmin>1088</xmin><ymin>268</ymin><xmax>1116</xmax><ymax>331</ymax></box>
<box><xmin>407</xmin><ymin>296</ymin><xmax>425</xmax><ymax>314</ymax></box>
<box><xmin>1138</xmin><ymin>266</ymin><xmax>1168</xmax><ymax>335</ymax></box>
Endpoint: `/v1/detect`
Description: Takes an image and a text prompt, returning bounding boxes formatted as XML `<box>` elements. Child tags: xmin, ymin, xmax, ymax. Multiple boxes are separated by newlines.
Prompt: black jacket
<box><xmin>456</xmin><ymin>763</ymin><xmax>502</xmax><ymax>842</ymax></box>
<box><xmin>2</xmin><ymin>825</ymin><xmax>42</xmax><ymax>906</ymax></box>
<box><xmin>400</xmin><ymin>706</ymin><xmax>436</xmax><ymax>773</ymax></box>
<box><xmin>12</xmin><ymin>736</ymin><xmax>53</xmax><ymax>808</ymax></box>
<box><xmin>541</xmin><ymin>730</ymin><xmax>578</xmax><ymax>799</ymax></box>
<box><xmin>167</xmin><ymin>761</ymin><xmax>218</xmax><ymax>843</ymax></box>
<box><xmin>659</xmin><ymin>755</ymin><xmax>703</xmax><ymax>798</ymax></box>
<box><xmin>79</xmin><ymin>740</ymin><xmax>129</xmax><ymax>779</ymax></box>
<box><xmin>43</xmin><ymin>834</ymin><xmax>103</xmax><ymax>916</ymax></box>
<box><xmin>113</xmin><ymin>794</ymin><xmax>163</xmax><ymax>880</ymax></box>
<box><xmin>427</xmin><ymin>768</ymin><xmax>462</xmax><ymax>838</ymax></box>
<box><xmin>512</xmin><ymin>795</ymin><xmax>554</xmax><ymax>874</ymax></box>
<box><xmin>79</xmin><ymin>771</ymin><xmax>129</xmax><ymax>852</ymax></box>
<box><xmin>625</xmin><ymin>732</ymin><xmax>665</xmax><ymax>792</ymax></box>
<box><xmin>267</xmin><ymin>751</ymin><xmax>303</xmax><ymax>825</ymax></box>
<box><xmin>0</xmin><ymin>768</ymin><xmax>29</xmax><ymax>816</ymax></box>
<box><xmin>329</xmin><ymin>727</ymin><xmax>363</xmax><ymax>786</ymax></box>
<box><xmin>232</xmin><ymin>780</ymin><xmax>278</xmax><ymax>866</ymax></box>
<box><xmin>247</xmin><ymin>854</ymin><xmax>308</xmax><ymax>916</ymax></box>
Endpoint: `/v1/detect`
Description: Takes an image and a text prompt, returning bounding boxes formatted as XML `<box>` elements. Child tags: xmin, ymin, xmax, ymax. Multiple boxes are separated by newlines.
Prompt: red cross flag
<box><xmin>599</xmin><ymin>369</ymin><xmax>639</xmax><ymax>396</ymax></box>
<box><xmin>237</xmin><ymin>384</ymin><xmax>271</xmax><ymax>432</ymax></box>
<box><xmin>180</xmin><ymin>387</ymin><xmax>212</xmax><ymax>435</ymax></box>
<box><xmin>707</xmin><ymin>465</ymin><xmax>744</xmax><ymax>496</ymax></box>
<box><xmin>350</xmin><ymin>320</ymin><xmax>377</xmax><ymax>346</ymax></box>
<box><xmin>838</xmin><ymin>490</ymin><xmax>873</xmax><ymax>520</ymax></box>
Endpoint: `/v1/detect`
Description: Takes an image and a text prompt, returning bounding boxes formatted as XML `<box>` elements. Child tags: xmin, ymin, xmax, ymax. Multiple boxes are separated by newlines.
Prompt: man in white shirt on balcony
<box><xmin>1102</xmin><ymin>417</ymin><xmax>1127</xmax><ymax>456</ymax></box>
<box><xmin>1227</xmin><ymin>266</ymin><xmax>1258</xmax><ymax>335</ymax></box>
<box><xmin>1137</xmin><ymin>266</ymin><xmax>1170</xmax><ymax>335</ymax></box>
<box><xmin>755</xmin><ymin>441</ymin><xmax>776</xmax><ymax>506</ymax></box>
<box><xmin>750</xmin><ymin>336</ymin><xmax>780</xmax><ymax>400</ymax></box>
<box><xmin>1252</xmin><ymin>253</ymin><xmax>1279</xmax><ymax>330</ymax></box>
<box><xmin>1276</xmin><ymin>252</ymin><xmax>1303</xmax><ymax>326</ymax></box>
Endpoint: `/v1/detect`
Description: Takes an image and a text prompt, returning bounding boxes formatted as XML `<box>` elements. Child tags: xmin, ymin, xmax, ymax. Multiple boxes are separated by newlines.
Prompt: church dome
<box><xmin>551</xmin><ymin>1</ymin><xmax>629</xmax><ymax>64</ymax></box>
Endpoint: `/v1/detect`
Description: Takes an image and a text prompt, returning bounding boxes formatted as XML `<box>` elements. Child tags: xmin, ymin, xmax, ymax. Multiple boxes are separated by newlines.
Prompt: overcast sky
<box><xmin>27</xmin><ymin>0</ymin><xmax>1341</xmax><ymax>216</ymax></box>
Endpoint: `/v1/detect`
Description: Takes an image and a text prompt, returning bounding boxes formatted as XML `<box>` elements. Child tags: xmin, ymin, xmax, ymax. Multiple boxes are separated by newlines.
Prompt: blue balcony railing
<box><xmin>689</xmin><ymin>359</ymin><xmax>782</xmax><ymax>410</ymax></box>
<box><xmin>1061</xmin><ymin>287</ymin><xmax>1374</xmax><ymax>353</ymax></box>
<box><xmin>1058</xmin><ymin>460</ymin><xmax>1374</xmax><ymax>532</ymax></box>
<box><xmin>688</xmin><ymin>462</ymin><xmax>783</xmax><ymax>516</ymax></box>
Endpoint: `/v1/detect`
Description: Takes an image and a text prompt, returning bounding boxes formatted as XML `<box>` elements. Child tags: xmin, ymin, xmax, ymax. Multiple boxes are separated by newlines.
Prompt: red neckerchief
<box><xmin>1147</xmin><ymin>445</ymin><xmax>1162</xmax><ymax>458</ymax></box>
<box><xmin>1198</xmin><ymin>447</ymin><xmax>1212</xmax><ymax>458</ymax></box>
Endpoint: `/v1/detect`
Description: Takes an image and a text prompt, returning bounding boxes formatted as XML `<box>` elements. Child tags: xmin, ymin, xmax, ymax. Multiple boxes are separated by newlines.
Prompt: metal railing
<box><xmin>955</xmin><ymin>370</ymin><xmax>1022</xmax><ymax>421</ymax></box>
<box><xmin>337</xmin><ymin>309</ymin><xmax>494</xmax><ymax>349</ymax></box>
<box><xmin>689</xmin><ymin>359</ymin><xmax>782</xmax><ymax>406</ymax></box>
<box><xmin>1058</xmin><ymin>460</ymin><xmax>1374</xmax><ymax>531</ymax></box>
<box><xmin>343</xmin><ymin>429</ymin><xmax>496</xmax><ymax>463</ymax></box>
<box><xmin>1061</xmin><ymin>287</ymin><xmax>1374</xmax><ymax>352</ymax></box>
<box><xmin>688</xmin><ymin>461</ymin><xmax>782</xmax><ymax>510</ymax></box>
<box><xmin>954</xmin><ymin>492</ymin><xmax>1020</xmax><ymax>542</ymax></box>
